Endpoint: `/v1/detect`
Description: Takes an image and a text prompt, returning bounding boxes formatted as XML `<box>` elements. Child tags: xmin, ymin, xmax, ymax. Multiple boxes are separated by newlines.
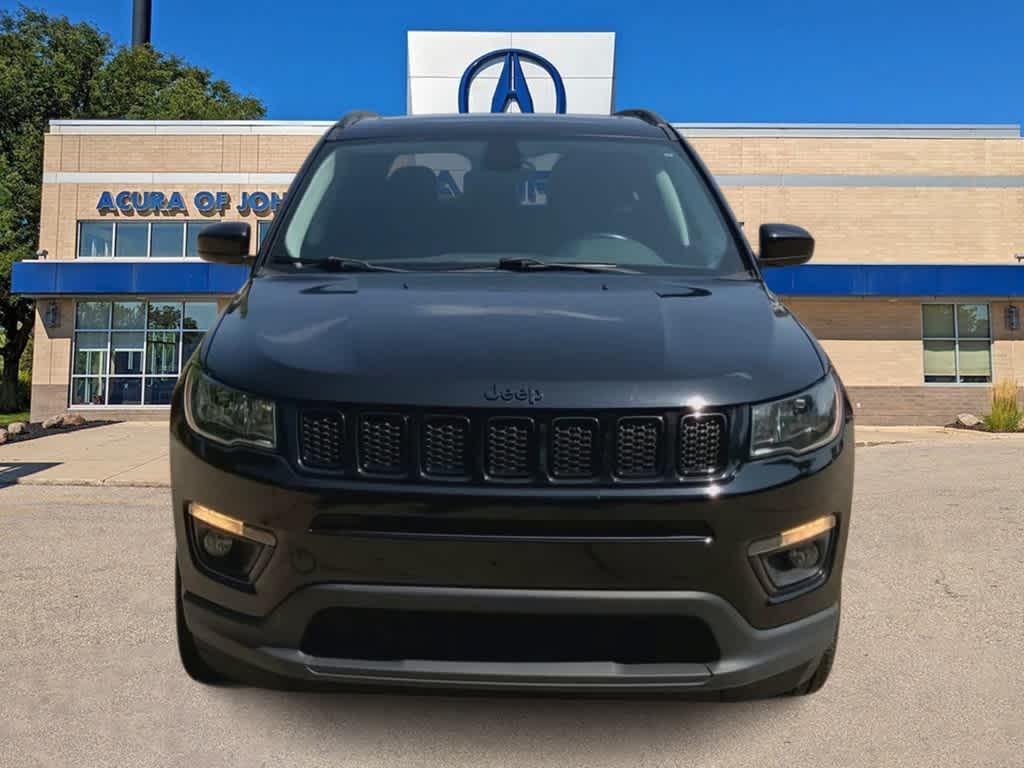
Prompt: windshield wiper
<box><xmin>495</xmin><ymin>257</ymin><xmax>638</xmax><ymax>274</ymax></box>
<box><xmin>286</xmin><ymin>257</ymin><xmax>407</xmax><ymax>273</ymax></box>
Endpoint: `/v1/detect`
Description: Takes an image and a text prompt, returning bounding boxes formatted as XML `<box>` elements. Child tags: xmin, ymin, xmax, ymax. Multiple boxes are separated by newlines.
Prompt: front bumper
<box><xmin>172</xmin><ymin>417</ymin><xmax>853</xmax><ymax>692</ymax></box>
<box><xmin>185</xmin><ymin>583</ymin><xmax>838</xmax><ymax>692</ymax></box>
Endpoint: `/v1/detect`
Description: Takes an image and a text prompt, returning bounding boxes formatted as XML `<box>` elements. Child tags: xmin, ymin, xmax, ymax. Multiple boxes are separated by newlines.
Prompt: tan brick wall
<box><xmin>846</xmin><ymin>386</ymin><xmax>997</xmax><ymax>425</ymax></box>
<box><xmin>42</xmin><ymin>134</ymin><xmax>61</xmax><ymax>172</ymax></box>
<box><xmin>786</xmin><ymin>299</ymin><xmax>920</xmax><ymax>340</ymax></box>
<box><xmin>992</xmin><ymin>301</ymin><xmax>1024</xmax><ymax>384</ymax></box>
<box><xmin>57</xmin><ymin>132</ymin><xmax>1024</xmax><ymax>177</ymax></box>
<box><xmin>788</xmin><ymin>299</ymin><xmax>1023</xmax><ymax>388</ymax></box>
<box><xmin>784</xmin><ymin>298</ymin><xmax>1024</xmax><ymax>423</ymax></box>
<box><xmin>687</xmin><ymin>135</ymin><xmax>1024</xmax><ymax>265</ymax></box>
<box><xmin>688</xmin><ymin>136</ymin><xmax>1024</xmax><ymax>176</ymax></box>
<box><xmin>256</xmin><ymin>135</ymin><xmax>320</xmax><ymax>172</ymax></box>
<box><xmin>59</xmin><ymin>135</ymin><xmax>81</xmax><ymax>171</ymax></box>
<box><xmin>79</xmin><ymin>136</ymin><xmax>226</xmax><ymax>172</ymax></box>
<box><xmin>727</xmin><ymin>187</ymin><xmax>1024</xmax><ymax>265</ymax></box>
<box><xmin>29</xmin><ymin>300</ymin><xmax>74</xmax><ymax>422</ymax></box>
<box><xmin>64</xmin><ymin>134</ymin><xmax>322</xmax><ymax>174</ymax></box>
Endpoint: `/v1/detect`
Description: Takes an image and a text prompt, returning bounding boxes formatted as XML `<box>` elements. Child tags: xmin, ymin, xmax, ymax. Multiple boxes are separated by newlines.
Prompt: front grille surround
<box><xmin>298</xmin><ymin>406</ymin><xmax>734</xmax><ymax>486</ymax></box>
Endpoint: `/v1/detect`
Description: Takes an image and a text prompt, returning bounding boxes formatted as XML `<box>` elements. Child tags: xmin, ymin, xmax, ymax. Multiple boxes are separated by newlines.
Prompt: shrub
<box><xmin>16</xmin><ymin>371</ymin><xmax>31</xmax><ymax>411</ymax></box>
<box><xmin>984</xmin><ymin>379</ymin><xmax>1022</xmax><ymax>432</ymax></box>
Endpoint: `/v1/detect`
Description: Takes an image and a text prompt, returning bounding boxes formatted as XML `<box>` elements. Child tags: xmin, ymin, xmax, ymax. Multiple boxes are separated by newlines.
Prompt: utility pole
<box><xmin>132</xmin><ymin>0</ymin><xmax>152</xmax><ymax>47</ymax></box>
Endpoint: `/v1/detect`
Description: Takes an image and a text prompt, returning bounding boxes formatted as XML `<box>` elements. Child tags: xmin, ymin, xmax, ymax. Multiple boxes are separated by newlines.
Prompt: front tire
<box><xmin>175</xmin><ymin>564</ymin><xmax>227</xmax><ymax>685</ymax></box>
<box><xmin>788</xmin><ymin>635</ymin><xmax>836</xmax><ymax>696</ymax></box>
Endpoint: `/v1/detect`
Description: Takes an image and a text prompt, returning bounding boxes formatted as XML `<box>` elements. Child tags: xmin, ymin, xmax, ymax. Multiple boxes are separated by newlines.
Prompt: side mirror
<box><xmin>757</xmin><ymin>223</ymin><xmax>814</xmax><ymax>267</ymax></box>
<box><xmin>197</xmin><ymin>221</ymin><xmax>252</xmax><ymax>265</ymax></box>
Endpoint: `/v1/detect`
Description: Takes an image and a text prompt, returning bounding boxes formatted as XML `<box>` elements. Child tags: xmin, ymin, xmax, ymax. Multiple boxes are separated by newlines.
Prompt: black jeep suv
<box><xmin>171</xmin><ymin>110</ymin><xmax>854</xmax><ymax>698</ymax></box>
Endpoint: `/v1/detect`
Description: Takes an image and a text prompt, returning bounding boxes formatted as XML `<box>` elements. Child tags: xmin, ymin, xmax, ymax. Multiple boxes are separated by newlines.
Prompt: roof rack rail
<box><xmin>614</xmin><ymin>109</ymin><xmax>671</xmax><ymax>128</ymax></box>
<box><xmin>334</xmin><ymin>110</ymin><xmax>381</xmax><ymax>131</ymax></box>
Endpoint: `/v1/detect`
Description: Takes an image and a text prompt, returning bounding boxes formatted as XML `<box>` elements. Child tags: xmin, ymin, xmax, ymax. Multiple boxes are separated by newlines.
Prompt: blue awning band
<box><xmin>763</xmin><ymin>264</ymin><xmax>1024</xmax><ymax>297</ymax></box>
<box><xmin>12</xmin><ymin>260</ymin><xmax>250</xmax><ymax>296</ymax></box>
<box><xmin>11</xmin><ymin>260</ymin><xmax>1024</xmax><ymax>298</ymax></box>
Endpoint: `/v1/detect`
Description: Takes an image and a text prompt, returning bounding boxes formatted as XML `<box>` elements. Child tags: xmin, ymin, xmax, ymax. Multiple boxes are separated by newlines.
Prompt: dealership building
<box><xmin>13</xmin><ymin>31</ymin><xmax>1024</xmax><ymax>425</ymax></box>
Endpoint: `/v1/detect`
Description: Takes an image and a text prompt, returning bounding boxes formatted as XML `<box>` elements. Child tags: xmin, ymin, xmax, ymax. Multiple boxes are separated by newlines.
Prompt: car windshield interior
<box><xmin>267</xmin><ymin>135</ymin><xmax>749</xmax><ymax>274</ymax></box>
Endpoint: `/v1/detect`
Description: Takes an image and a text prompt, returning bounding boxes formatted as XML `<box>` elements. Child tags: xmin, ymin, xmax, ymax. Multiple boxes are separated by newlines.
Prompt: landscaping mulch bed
<box><xmin>946</xmin><ymin>421</ymin><xmax>1024</xmax><ymax>433</ymax></box>
<box><xmin>0</xmin><ymin>419</ymin><xmax>119</xmax><ymax>445</ymax></box>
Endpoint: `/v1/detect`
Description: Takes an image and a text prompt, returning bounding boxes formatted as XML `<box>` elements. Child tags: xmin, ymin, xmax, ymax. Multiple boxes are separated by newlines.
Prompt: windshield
<box><xmin>266</xmin><ymin>134</ymin><xmax>749</xmax><ymax>275</ymax></box>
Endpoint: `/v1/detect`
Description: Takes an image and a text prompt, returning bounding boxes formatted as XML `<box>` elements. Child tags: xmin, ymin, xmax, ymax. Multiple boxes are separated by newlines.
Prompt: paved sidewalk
<box><xmin>1</xmin><ymin>420</ymin><xmax>1020</xmax><ymax>488</ymax></box>
<box><xmin>0</xmin><ymin>421</ymin><xmax>168</xmax><ymax>487</ymax></box>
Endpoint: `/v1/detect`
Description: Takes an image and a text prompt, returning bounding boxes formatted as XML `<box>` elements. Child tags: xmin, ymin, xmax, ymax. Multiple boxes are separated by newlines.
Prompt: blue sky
<box><xmin>12</xmin><ymin>0</ymin><xmax>1024</xmax><ymax>125</ymax></box>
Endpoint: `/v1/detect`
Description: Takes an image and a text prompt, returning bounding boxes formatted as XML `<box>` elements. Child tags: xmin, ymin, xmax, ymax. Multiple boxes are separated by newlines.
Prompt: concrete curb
<box><xmin>0</xmin><ymin>478</ymin><xmax>171</xmax><ymax>488</ymax></box>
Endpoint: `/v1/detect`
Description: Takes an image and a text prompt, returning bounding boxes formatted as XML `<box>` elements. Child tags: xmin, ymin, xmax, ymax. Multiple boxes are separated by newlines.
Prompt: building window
<box><xmin>257</xmin><ymin>219</ymin><xmax>272</xmax><ymax>247</ymax></box>
<box><xmin>71</xmin><ymin>299</ymin><xmax>218</xmax><ymax>406</ymax></box>
<box><xmin>78</xmin><ymin>222</ymin><xmax>114</xmax><ymax>257</ymax></box>
<box><xmin>77</xmin><ymin>219</ymin><xmax>272</xmax><ymax>258</ymax></box>
<box><xmin>77</xmin><ymin>221</ymin><xmax>223</xmax><ymax>259</ymax></box>
<box><xmin>922</xmin><ymin>303</ymin><xmax>992</xmax><ymax>384</ymax></box>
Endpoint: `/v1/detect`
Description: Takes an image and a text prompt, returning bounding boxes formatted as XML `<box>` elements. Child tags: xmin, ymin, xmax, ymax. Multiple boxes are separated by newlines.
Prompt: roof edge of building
<box><xmin>48</xmin><ymin>118</ymin><xmax>1023</xmax><ymax>139</ymax></box>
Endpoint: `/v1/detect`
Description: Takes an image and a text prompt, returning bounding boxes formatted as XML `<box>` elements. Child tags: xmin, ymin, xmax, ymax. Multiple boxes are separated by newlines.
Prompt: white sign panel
<box><xmin>407</xmin><ymin>31</ymin><xmax>616</xmax><ymax>116</ymax></box>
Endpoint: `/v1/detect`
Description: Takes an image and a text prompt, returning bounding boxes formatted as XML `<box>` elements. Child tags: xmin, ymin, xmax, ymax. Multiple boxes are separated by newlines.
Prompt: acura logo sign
<box><xmin>458</xmin><ymin>49</ymin><xmax>567</xmax><ymax>114</ymax></box>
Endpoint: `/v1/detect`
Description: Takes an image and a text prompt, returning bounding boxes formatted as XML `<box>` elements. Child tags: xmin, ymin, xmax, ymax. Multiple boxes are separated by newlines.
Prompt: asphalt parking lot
<box><xmin>1</xmin><ymin>440</ymin><xmax>1022</xmax><ymax>767</ymax></box>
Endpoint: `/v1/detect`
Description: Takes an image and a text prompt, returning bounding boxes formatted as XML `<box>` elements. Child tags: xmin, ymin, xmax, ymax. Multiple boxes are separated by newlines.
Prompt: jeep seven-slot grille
<box><xmin>299</xmin><ymin>408</ymin><xmax>730</xmax><ymax>484</ymax></box>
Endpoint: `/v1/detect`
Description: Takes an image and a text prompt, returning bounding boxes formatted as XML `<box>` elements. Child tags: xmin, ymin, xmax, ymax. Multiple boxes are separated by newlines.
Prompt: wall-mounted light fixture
<box><xmin>44</xmin><ymin>301</ymin><xmax>60</xmax><ymax>329</ymax></box>
<box><xmin>1007</xmin><ymin>305</ymin><xmax>1021</xmax><ymax>332</ymax></box>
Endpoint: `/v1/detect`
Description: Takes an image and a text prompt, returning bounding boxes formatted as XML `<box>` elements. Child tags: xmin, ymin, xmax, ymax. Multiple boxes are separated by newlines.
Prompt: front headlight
<box><xmin>184</xmin><ymin>367</ymin><xmax>277</xmax><ymax>449</ymax></box>
<box><xmin>750</xmin><ymin>373</ymin><xmax>842</xmax><ymax>458</ymax></box>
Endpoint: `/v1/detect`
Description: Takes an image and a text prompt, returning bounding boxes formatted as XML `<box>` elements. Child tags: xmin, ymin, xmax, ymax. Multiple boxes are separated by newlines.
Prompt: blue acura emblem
<box><xmin>458</xmin><ymin>49</ymin><xmax>567</xmax><ymax>114</ymax></box>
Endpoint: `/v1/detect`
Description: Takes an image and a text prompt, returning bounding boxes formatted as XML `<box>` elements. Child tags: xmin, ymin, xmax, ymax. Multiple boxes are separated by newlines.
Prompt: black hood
<box><xmin>204</xmin><ymin>272</ymin><xmax>825</xmax><ymax>409</ymax></box>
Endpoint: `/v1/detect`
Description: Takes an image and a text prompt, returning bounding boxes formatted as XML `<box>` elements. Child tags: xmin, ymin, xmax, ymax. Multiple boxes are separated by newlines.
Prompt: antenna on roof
<box><xmin>613</xmin><ymin>109</ymin><xmax>670</xmax><ymax>128</ymax></box>
<box><xmin>335</xmin><ymin>110</ymin><xmax>381</xmax><ymax>131</ymax></box>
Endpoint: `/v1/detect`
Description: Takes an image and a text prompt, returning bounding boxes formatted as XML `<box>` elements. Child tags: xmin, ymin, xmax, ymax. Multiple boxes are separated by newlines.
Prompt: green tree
<box><xmin>0</xmin><ymin>6</ymin><xmax>264</xmax><ymax>411</ymax></box>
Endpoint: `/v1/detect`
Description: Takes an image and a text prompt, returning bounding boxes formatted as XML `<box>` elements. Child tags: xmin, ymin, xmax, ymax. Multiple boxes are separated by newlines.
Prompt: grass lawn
<box><xmin>0</xmin><ymin>412</ymin><xmax>30</xmax><ymax>427</ymax></box>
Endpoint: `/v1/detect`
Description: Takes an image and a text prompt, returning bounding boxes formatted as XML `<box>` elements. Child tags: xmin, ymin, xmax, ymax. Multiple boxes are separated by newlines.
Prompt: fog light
<box><xmin>202</xmin><ymin>530</ymin><xmax>234</xmax><ymax>558</ymax></box>
<box><xmin>188</xmin><ymin>502</ymin><xmax>275</xmax><ymax>584</ymax></box>
<box><xmin>749</xmin><ymin>515</ymin><xmax>835</xmax><ymax>594</ymax></box>
<box><xmin>786</xmin><ymin>542</ymin><xmax>821</xmax><ymax>570</ymax></box>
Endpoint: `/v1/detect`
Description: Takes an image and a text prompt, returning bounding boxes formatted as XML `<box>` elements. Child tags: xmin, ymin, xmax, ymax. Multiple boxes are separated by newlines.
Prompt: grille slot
<box><xmin>358</xmin><ymin>414</ymin><xmax>406</xmax><ymax>475</ymax></box>
<box><xmin>615</xmin><ymin>417</ymin><xmax>663</xmax><ymax>478</ymax></box>
<box><xmin>299</xmin><ymin>410</ymin><xmax>344</xmax><ymax>469</ymax></box>
<box><xmin>486</xmin><ymin>418</ymin><xmax>534</xmax><ymax>479</ymax></box>
<box><xmin>550</xmin><ymin>418</ymin><xmax>600</xmax><ymax>479</ymax></box>
<box><xmin>422</xmin><ymin>416</ymin><xmax>471</xmax><ymax>478</ymax></box>
<box><xmin>679</xmin><ymin>414</ymin><xmax>727</xmax><ymax>475</ymax></box>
